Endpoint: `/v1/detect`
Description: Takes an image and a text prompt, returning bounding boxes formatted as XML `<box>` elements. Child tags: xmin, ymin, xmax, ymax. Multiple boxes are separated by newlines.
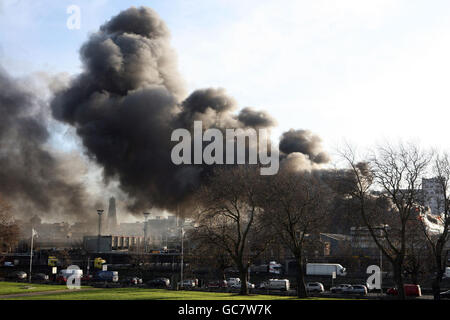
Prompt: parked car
<box><xmin>56</xmin><ymin>268</ymin><xmax>83</xmax><ymax>284</ymax></box>
<box><xmin>207</xmin><ymin>280</ymin><xmax>228</xmax><ymax>288</ymax></box>
<box><xmin>259</xmin><ymin>279</ymin><xmax>290</xmax><ymax>291</ymax></box>
<box><xmin>7</xmin><ymin>271</ymin><xmax>27</xmax><ymax>280</ymax></box>
<box><xmin>439</xmin><ymin>290</ymin><xmax>450</xmax><ymax>299</ymax></box>
<box><xmin>147</xmin><ymin>277</ymin><xmax>170</xmax><ymax>288</ymax></box>
<box><xmin>330</xmin><ymin>284</ymin><xmax>352</xmax><ymax>293</ymax></box>
<box><xmin>230</xmin><ymin>282</ymin><xmax>255</xmax><ymax>289</ymax></box>
<box><xmin>343</xmin><ymin>285</ymin><xmax>368</xmax><ymax>296</ymax></box>
<box><xmin>81</xmin><ymin>274</ymin><xmax>93</xmax><ymax>283</ymax></box>
<box><xmin>386</xmin><ymin>284</ymin><xmax>421</xmax><ymax>297</ymax></box>
<box><xmin>34</xmin><ymin>273</ymin><xmax>49</xmax><ymax>282</ymax></box>
<box><xmin>306</xmin><ymin>282</ymin><xmax>325</xmax><ymax>293</ymax></box>
<box><xmin>122</xmin><ymin>277</ymin><xmax>142</xmax><ymax>285</ymax></box>
<box><xmin>178</xmin><ymin>279</ymin><xmax>196</xmax><ymax>288</ymax></box>
<box><xmin>226</xmin><ymin>278</ymin><xmax>241</xmax><ymax>287</ymax></box>
<box><xmin>94</xmin><ymin>271</ymin><xmax>119</xmax><ymax>283</ymax></box>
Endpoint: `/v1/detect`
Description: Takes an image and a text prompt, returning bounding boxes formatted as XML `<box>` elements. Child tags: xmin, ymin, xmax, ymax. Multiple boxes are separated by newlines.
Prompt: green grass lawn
<box><xmin>0</xmin><ymin>281</ymin><xmax>69</xmax><ymax>296</ymax></box>
<box><xmin>0</xmin><ymin>285</ymin><xmax>341</xmax><ymax>300</ymax></box>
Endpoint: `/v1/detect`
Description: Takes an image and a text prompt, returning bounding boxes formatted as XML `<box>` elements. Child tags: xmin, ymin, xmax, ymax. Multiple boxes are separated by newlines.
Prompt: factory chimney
<box><xmin>107</xmin><ymin>197</ymin><xmax>118</xmax><ymax>234</ymax></box>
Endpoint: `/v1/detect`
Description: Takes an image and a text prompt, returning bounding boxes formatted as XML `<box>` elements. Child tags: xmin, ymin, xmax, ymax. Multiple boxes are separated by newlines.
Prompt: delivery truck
<box><xmin>306</xmin><ymin>263</ymin><xmax>347</xmax><ymax>276</ymax></box>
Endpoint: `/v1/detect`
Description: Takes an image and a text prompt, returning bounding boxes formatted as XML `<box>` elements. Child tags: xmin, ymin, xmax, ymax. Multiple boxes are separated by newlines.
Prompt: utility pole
<box><xmin>380</xmin><ymin>248</ymin><xmax>383</xmax><ymax>296</ymax></box>
<box><xmin>180</xmin><ymin>226</ymin><xmax>184</xmax><ymax>289</ymax></box>
<box><xmin>144</xmin><ymin>213</ymin><xmax>150</xmax><ymax>253</ymax></box>
<box><xmin>29</xmin><ymin>228</ymin><xmax>37</xmax><ymax>283</ymax></box>
<box><xmin>97</xmin><ymin>209</ymin><xmax>104</xmax><ymax>253</ymax></box>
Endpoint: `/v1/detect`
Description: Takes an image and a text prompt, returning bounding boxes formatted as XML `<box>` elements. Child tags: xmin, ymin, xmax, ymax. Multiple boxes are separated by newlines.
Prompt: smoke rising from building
<box><xmin>0</xmin><ymin>6</ymin><xmax>330</xmax><ymax>220</ymax></box>
<box><xmin>0</xmin><ymin>67</ymin><xmax>95</xmax><ymax>220</ymax></box>
<box><xmin>279</xmin><ymin>129</ymin><xmax>330</xmax><ymax>164</ymax></box>
<box><xmin>49</xmin><ymin>6</ymin><xmax>330</xmax><ymax>215</ymax></box>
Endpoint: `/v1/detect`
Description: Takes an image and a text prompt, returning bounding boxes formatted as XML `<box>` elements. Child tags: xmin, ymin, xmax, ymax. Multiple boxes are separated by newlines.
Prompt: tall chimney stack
<box><xmin>107</xmin><ymin>197</ymin><xmax>118</xmax><ymax>234</ymax></box>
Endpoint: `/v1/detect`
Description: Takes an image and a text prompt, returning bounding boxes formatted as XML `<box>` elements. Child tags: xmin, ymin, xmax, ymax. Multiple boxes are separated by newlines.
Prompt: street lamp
<box><xmin>143</xmin><ymin>212</ymin><xmax>150</xmax><ymax>253</ymax></box>
<box><xmin>180</xmin><ymin>225</ymin><xmax>185</xmax><ymax>289</ymax></box>
<box><xmin>97</xmin><ymin>209</ymin><xmax>104</xmax><ymax>253</ymax></box>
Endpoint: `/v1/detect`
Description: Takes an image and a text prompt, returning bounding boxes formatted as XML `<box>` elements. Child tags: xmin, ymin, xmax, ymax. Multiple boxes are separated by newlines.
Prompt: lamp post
<box><xmin>143</xmin><ymin>213</ymin><xmax>150</xmax><ymax>253</ymax></box>
<box><xmin>29</xmin><ymin>228</ymin><xmax>37</xmax><ymax>283</ymax></box>
<box><xmin>180</xmin><ymin>226</ymin><xmax>185</xmax><ymax>289</ymax></box>
<box><xmin>97</xmin><ymin>209</ymin><xmax>104</xmax><ymax>253</ymax></box>
<box><xmin>380</xmin><ymin>248</ymin><xmax>383</xmax><ymax>296</ymax></box>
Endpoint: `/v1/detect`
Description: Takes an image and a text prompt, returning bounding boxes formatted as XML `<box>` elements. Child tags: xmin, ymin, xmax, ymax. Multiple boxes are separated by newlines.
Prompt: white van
<box><xmin>259</xmin><ymin>279</ymin><xmax>290</xmax><ymax>291</ymax></box>
<box><xmin>443</xmin><ymin>267</ymin><xmax>450</xmax><ymax>278</ymax></box>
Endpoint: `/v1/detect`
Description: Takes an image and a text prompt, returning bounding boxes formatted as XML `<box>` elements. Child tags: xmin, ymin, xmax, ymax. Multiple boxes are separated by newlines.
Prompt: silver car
<box><xmin>231</xmin><ymin>282</ymin><xmax>255</xmax><ymax>289</ymax></box>
<box><xmin>306</xmin><ymin>282</ymin><xmax>325</xmax><ymax>293</ymax></box>
<box><xmin>343</xmin><ymin>285</ymin><xmax>368</xmax><ymax>295</ymax></box>
<box><xmin>330</xmin><ymin>284</ymin><xmax>352</xmax><ymax>293</ymax></box>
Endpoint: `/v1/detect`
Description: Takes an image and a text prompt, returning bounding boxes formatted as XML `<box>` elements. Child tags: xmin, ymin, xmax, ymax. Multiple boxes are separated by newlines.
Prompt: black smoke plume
<box><xmin>279</xmin><ymin>129</ymin><xmax>330</xmax><ymax>164</ymax></box>
<box><xmin>0</xmin><ymin>67</ymin><xmax>93</xmax><ymax>220</ymax></box>
<box><xmin>51</xmin><ymin>6</ymin><xmax>329</xmax><ymax>214</ymax></box>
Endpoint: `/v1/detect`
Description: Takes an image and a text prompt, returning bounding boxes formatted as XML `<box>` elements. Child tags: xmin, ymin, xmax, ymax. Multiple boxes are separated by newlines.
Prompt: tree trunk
<box><xmin>238</xmin><ymin>266</ymin><xmax>249</xmax><ymax>295</ymax></box>
<box><xmin>432</xmin><ymin>252</ymin><xmax>444</xmax><ymax>300</ymax></box>
<box><xmin>432</xmin><ymin>278</ymin><xmax>441</xmax><ymax>301</ymax></box>
<box><xmin>295</xmin><ymin>258</ymin><xmax>308</xmax><ymax>298</ymax></box>
<box><xmin>432</xmin><ymin>266</ymin><xmax>444</xmax><ymax>301</ymax></box>
<box><xmin>393</xmin><ymin>262</ymin><xmax>406</xmax><ymax>300</ymax></box>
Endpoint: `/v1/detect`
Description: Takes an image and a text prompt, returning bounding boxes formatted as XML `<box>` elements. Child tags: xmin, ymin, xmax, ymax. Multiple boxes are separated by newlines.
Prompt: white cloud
<box><xmin>172</xmin><ymin>0</ymin><xmax>450</xmax><ymax>153</ymax></box>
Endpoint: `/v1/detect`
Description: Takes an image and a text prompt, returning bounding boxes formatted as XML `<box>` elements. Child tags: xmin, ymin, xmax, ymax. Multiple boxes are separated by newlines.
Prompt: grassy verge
<box><xmin>0</xmin><ymin>281</ymin><xmax>69</xmax><ymax>295</ymax></box>
<box><xmin>1</xmin><ymin>287</ymin><xmax>343</xmax><ymax>300</ymax></box>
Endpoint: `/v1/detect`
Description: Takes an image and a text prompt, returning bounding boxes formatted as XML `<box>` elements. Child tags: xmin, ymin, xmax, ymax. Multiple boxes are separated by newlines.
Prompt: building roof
<box><xmin>320</xmin><ymin>233</ymin><xmax>351</xmax><ymax>241</ymax></box>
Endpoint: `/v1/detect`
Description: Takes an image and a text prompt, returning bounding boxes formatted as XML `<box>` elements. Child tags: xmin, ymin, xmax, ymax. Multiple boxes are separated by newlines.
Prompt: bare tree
<box><xmin>403</xmin><ymin>218</ymin><xmax>429</xmax><ymax>285</ymax></box>
<box><xmin>192</xmin><ymin>166</ymin><xmax>272</xmax><ymax>295</ymax></box>
<box><xmin>262</xmin><ymin>169</ymin><xmax>331</xmax><ymax>298</ymax></box>
<box><xmin>340</xmin><ymin>143</ymin><xmax>431</xmax><ymax>300</ymax></box>
<box><xmin>187</xmin><ymin>231</ymin><xmax>233</xmax><ymax>282</ymax></box>
<box><xmin>419</xmin><ymin>153</ymin><xmax>450</xmax><ymax>300</ymax></box>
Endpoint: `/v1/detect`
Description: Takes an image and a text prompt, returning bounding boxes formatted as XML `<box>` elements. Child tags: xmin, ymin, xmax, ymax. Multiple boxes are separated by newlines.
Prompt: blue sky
<box><xmin>1</xmin><ymin>0</ymin><xmax>450</xmax><ymax>158</ymax></box>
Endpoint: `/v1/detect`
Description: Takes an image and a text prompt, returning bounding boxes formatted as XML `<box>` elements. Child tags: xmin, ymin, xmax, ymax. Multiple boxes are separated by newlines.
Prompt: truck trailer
<box><xmin>306</xmin><ymin>263</ymin><xmax>347</xmax><ymax>276</ymax></box>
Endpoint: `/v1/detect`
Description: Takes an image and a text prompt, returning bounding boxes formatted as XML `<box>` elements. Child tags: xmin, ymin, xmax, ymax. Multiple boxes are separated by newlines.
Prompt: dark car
<box><xmin>440</xmin><ymin>290</ymin><xmax>450</xmax><ymax>299</ymax></box>
<box><xmin>7</xmin><ymin>271</ymin><xmax>27</xmax><ymax>280</ymax></box>
<box><xmin>122</xmin><ymin>277</ymin><xmax>143</xmax><ymax>286</ymax></box>
<box><xmin>207</xmin><ymin>280</ymin><xmax>228</xmax><ymax>288</ymax></box>
<box><xmin>81</xmin><ymin>274</ymin><xmax>93</xmax><ymax>283</ymax></box>
<box><xmin>147</xmin><ymin>278</ymin><xmax>170</xmax><ymax>288</ymax></box>
<box><xmin>34</xmin><ymin>273</ymin><xmax>49</xmax><ymax>282</ymax></box>
<box><xmin>94</xmin><ymin>271</ymin><xmax>119</xmax><ymax>283</ymax></box>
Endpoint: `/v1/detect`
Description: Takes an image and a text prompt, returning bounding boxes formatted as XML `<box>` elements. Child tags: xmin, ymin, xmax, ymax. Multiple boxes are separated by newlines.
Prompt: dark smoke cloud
<box><xmin>0</xmin><ymin>67</ymin><xmax>93</xmax><ymax>220</ymax></box>
<box><xmin>238</xmin><ymin>107</ymin><xmax>277</xmax><ymax>128</ymax></box>
<box><xmin>176</xmin><ymin>88</ymin><xmax>239</xmax><ymax>129</ymax></box>
<box><xmin>51</xmin><ymin>7</ymin><xmax>196</xmax><ymax>213</ymax></box>
<box><xmin>51</xmin><ymin>6</ymin><xmax>329</xmax><ymax>214</ymax></box>
<box><xmin>279</xmin><ymin>129</ymin><xmax>330</xmax><ymax>164</ymax></box>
